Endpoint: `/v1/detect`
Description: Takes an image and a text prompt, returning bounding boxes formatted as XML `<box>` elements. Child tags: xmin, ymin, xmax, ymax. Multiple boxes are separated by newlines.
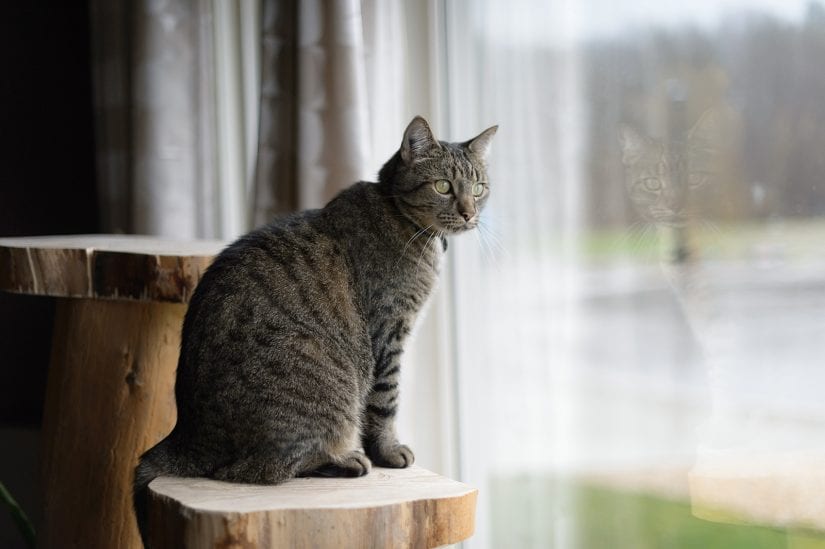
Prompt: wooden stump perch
<box><xmin>148</xmin><ymin>466</ymin><xmax>477</xmax><ymax>549</ymax></box>
<box><xmin>0</xmin><ymin>234</ymin><xmax>223</xmax><ymax>301</ymax></box>
<box><xmin>0</xmin><ymin>235</ymin><xmax>478</xmax><ymax>548</ymax></box>
<box><xmin>0</xmin><ymin>235</ymin><xmax>224</xmax><ymax>549</ymax></box>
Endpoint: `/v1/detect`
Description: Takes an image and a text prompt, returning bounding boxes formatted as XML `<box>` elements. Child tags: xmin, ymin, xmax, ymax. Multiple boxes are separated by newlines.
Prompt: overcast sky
<box><xmin>582</xmin><ymin>0</ymin><xmax>811</xmax><ymax>36</ymax></box>
<box><xmin>482</xmin><ymin>0</ymin><xmax>816</xmax><ymax>45</ymax></box>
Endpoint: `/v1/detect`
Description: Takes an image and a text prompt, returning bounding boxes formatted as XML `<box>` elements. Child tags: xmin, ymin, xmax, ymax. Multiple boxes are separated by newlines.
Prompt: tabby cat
<box><xmin>133</xmin><ymin>116</ymin><xmax>497</xmax><ymax>545</ymax></box>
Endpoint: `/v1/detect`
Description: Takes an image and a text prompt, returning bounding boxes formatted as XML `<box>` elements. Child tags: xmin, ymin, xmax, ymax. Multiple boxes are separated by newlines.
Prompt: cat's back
<box><xmin>201</xmin><ymin>182</ymin><xmax>378</xmax><ymax>280</ymax></box>
<box><xmin>175</xmin><ymin>206</ymin><xmax>372</xmax><ymax>418</ymax></box>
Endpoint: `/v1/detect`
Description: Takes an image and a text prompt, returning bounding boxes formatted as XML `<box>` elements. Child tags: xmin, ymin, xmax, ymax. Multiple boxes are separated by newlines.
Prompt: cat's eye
<box><xmin>689</xmin><ymin>172</ymin><xmax>709</xmax><ymax>188</ymax></box>
<box><xmin>472</xmin><ymin>182</ymin><xmax>485</xmax><ymax>197</ymax></box>
<box><xmin>642</xmin><ymin>178</ymin><xmax>662</xmax><ymax>191</ymax></box>
<box><xmin>434</xmin><ymin>180</ymin><xmax>451</xmax><ymax>194</ymax></box>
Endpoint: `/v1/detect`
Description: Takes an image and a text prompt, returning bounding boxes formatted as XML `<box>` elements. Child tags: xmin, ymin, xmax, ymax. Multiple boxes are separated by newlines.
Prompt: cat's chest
<box><xmin>374</xmin><ymin>240</ymin><xmax>443</xmax><ymax>311</ymax></box>
<box><xmin>402</xmin><ymin>238</ymin><xmax>443</xmax><ymax>282</ymax></box>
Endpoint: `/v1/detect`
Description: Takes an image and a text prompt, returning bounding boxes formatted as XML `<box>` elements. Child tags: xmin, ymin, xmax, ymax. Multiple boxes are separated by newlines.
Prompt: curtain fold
<box><xmin>91</xmin><ymin>0</ymin><xmax>375</xmax><ymax>236</ymax></box>
<box><xmin>252</xmin><ymin>0</ymin><xmax>371</xmax><ymax>224</ymax></box>
<box><xmin>90</xmin><ymin>0</ymin><xmax>219</xmax><ymax>238</ymax></box>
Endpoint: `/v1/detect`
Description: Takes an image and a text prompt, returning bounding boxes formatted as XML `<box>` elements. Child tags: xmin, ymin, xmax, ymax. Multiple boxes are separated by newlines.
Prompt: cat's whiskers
<box><xmin>698</xmin><ymin>218</ymin><xmax>723</xmax><ymax>241</ymax></box>
<box><xmin>478</xmin><ymin>219</ymin><xmax>509</xmax><ymax>259</ymax></box>
<box><xmin>474</xmin><ymin>223</ymin><xmax>502</xmax><ymax>271</ymax></box>
<box><xmin>618</xmin><ymin>221</ymin><xmax>639</xmax><ymax>252</ymax></box>
<box><xmin>479</xmin><ymin>229</ymin><xmax>497</xmax><ymax>268</ymax></box>
<box><xmin>628</xmin><ymin>222</ymin><xmax>657</xmax><ymax>258</ymax></box>
<box><xmin>414</xmin><ymin>233</ymin><xmax>434</xmax><ymax>274</ymax></box>
<box><xmin>400</xmin><ymin>224</ymin><xmax>434</xmax><ymax>262</ymax></box>
<box><xmin>618</xmin><ymin>220</ymin><xmax>646</xmax><ymax>253</ymax></box>
<box><xmin>472</xmin><ymin>226</ymin><xmax>488</xmax><ymax>263</ymax></box>
<box><xmin>415</xmin><ymin>228</ymin><xmax>442</xmax><ymax>275</ymax></box>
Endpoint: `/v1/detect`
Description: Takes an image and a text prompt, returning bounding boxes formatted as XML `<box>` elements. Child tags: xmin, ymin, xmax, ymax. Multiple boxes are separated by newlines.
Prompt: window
<box><xmin>439</xmin><ymin>0</ymin><xmax>825</xmax><ymax>547</ymax></box>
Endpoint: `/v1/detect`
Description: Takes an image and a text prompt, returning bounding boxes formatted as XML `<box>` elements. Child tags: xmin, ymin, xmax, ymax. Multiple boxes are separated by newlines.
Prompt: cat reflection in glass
<box><xmin>619</xmin><ymin>110</ymin><xmax>726</xmax><ymax>263</ymax></box>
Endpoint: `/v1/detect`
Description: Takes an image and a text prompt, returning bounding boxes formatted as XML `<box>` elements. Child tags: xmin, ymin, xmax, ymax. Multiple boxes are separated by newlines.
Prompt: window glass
<box><xmin>444</xmin><ymin>1</ymin><xmax>825</xmax><ymax>547</ymax></box>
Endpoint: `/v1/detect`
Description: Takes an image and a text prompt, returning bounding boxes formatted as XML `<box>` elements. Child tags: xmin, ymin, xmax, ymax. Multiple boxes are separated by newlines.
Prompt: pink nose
<box><xmin>460</xmin><ymin>211</ymin><xmax>474</xmax><ymax>222</ymax></box>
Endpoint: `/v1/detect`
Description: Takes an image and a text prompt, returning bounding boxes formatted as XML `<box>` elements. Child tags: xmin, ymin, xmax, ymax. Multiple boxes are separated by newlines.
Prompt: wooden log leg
<box><xmin>41</xmin><ymin>298</ymin><xmax>184</xmax><ymax>549</ymax></box>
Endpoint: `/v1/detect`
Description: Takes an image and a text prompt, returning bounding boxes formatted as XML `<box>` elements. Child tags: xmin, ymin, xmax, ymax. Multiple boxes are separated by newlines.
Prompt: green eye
<box><xmin>434</xmin><ymin>180</ymin><xmax>451</xmax><ymax>194</ymax></box>
<box><xmin>472</xmin><ymin>182</ymin><xmax>485</xmax><ymax>197</ymax></box>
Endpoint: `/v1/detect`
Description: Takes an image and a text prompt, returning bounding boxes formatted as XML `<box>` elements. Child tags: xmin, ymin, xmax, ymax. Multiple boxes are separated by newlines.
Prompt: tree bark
<box><xmin>41</xmin><ymin>298</ymin><xmax>184</xmax><ymax>549</ymax></box>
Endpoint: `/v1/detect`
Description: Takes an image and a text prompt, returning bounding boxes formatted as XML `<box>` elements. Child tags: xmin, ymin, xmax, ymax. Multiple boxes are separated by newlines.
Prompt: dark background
<box><xmin>1</xmin><ymin>3</ymin><xmax>98</xmax><ymax>425</ymax></box>
<box><xmin>1</xmin><ymin>3</ymin><xmax>98</xmax><ymax>546</ymax></box>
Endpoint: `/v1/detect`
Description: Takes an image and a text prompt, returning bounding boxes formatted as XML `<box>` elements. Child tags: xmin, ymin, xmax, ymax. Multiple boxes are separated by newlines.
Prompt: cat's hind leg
<box><xmin>299</xmin><ymin>419</ymin><xmax>372</xmax><ymax>478</ymax></box>
<box><xmin>211</xmin><ymin>439</ymin><xmax>319</xmax><ymax>485</ymax></box>
<box><xmin>302</xmin><ymin>450</ymin><xmax>371</xmax><ymax>478</ymax></box>
<box><xmin>213</xmin><ymin>426</ymin><xmax>372</xmax><ymax>483</ymax></box>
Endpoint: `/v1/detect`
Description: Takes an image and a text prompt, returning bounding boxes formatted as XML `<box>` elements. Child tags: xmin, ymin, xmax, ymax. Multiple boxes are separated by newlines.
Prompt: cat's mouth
<box><xmin>649</xmin><ymin>208</ymin><xmax>688</xmax><ymax>227</ymax></box>
<box><xmin>438</xmin><ymin>218</ymin><xmax>479</xmax><ymax>233</ymax></box>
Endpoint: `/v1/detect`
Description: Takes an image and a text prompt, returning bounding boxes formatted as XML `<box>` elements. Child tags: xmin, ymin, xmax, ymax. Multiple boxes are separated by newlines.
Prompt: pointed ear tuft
<box><xmin>619</xmin><ymin>125</ymin><xmax>649</xmax><ymax>165</ymax></box>
<box><xmin>467</xmin><ymin>125</ymin><xmax>499</xmax><ymax>160</ymax></box>
<box><xmin>401</xmin><ymin>116</ymin><xmax>440</xmax><ymax>165</ymax></box>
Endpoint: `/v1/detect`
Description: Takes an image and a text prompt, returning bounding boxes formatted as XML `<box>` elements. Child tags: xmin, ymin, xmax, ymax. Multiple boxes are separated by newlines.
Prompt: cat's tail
<box><xmin>133</xmin><ymin>435</ymin><xmax>204</xmax><ymax>548</ymax></box>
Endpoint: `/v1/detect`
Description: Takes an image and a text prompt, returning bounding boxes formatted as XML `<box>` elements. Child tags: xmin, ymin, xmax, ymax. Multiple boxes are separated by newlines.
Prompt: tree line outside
<box><xmin>583</xmin><ymin>2</ymin><xmax>825</xmax><ymax>230</ymax></box>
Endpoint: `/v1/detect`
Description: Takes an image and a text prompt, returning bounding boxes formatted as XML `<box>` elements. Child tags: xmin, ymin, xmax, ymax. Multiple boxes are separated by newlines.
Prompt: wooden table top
<box><xmin>0</xmin><ymin>234</ymin><xmax>226</xmax><ymax>303</ymax></box>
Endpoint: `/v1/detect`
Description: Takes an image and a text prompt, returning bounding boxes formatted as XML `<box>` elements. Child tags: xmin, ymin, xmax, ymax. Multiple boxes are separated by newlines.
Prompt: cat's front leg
<box><xmin>363</xmin><ymin>339</ymin><xmax>414</xmax><ymax>468</ymax></box>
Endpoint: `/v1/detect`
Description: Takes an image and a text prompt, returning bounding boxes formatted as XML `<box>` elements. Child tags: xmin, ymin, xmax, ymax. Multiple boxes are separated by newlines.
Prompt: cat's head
<box><xmin>379</xmin><ymin>117</ymin><xmax>498</xmax><ymax>233</ymax></box>
<box><xmin>620</xmin><ymin>126</ymin><xmax>689</xmax><ymax>227</ymax></box>
<box><xmin>619</xmin><ymin>112</ymin><xmax>722</xmax><ymax>228</ymax></box>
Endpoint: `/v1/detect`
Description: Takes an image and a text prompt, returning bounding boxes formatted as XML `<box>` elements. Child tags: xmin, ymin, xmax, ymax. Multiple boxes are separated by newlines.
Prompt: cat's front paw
<box><xmin>366</xmin><ymin>441</ymin><xmax>415</xmax><ymax>468</ymax></box>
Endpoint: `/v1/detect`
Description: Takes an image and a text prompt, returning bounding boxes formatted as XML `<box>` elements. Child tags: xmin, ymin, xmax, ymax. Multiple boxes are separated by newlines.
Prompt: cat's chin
<box><xmin>441</xmin><ymin>222</ymin><xmax>478</xmax><ymax>234</ymax></box>
<box><xmin>651</xmin><ymin>216</ymin><xmax>688</xmax><ymax>228</ymax></box>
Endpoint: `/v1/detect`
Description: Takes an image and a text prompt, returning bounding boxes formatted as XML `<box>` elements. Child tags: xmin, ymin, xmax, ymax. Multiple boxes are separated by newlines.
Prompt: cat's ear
<box><xmin>619</xmin><ymin>125</ymin><xmax>648</xmax><ymax>165</ymax></box>
<box><xmin>466</xmin><ymin>125</ymin><xmax>499</xmax><ymax>161</ymax></box>
<box><xmin>401</xmin><ymin>116</ymin><xmax>441</xmax><ymax>164</ymax></box>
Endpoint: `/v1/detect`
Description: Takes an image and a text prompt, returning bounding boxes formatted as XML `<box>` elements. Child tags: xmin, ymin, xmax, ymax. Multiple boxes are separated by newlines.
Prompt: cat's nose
<box><xmin>456</xmin><ymin>196</ymin><xmax>477</xmax><ymax>222</ymax></box>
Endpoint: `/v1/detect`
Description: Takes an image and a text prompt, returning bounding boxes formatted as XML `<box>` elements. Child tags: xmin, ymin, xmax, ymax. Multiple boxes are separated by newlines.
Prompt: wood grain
<box><xmin>0</xmin><ymin>235</ymin><xmax>225</xmax><ymax>303</ymax></box>
<box><xmin>41</xmin><ymin>298</ymin><xmax>184</xmax><ymax>549</ymax></box>
<box><xmin>147</xmin><ymin>466</ymin><xmax>477</xmax><ymax>549</ymax></box>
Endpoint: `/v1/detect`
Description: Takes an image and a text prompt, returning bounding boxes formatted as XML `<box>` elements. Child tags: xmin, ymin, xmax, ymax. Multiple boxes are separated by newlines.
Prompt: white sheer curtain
<box><xmin>442</xmin><ymin>0</ymin><xmax>825</xmax><ymax>547</ymax></box>
<box><xmin>443</xmin><ymin>2</ymin><xmax>588</xmax><ymax>545</ymax></box>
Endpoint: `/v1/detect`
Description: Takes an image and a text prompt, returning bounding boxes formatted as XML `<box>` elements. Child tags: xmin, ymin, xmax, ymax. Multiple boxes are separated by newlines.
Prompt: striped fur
<box><xmin>133</xmin><ymin>117</ymin><xmax>496</xmax><ymax>546</ymax></box>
